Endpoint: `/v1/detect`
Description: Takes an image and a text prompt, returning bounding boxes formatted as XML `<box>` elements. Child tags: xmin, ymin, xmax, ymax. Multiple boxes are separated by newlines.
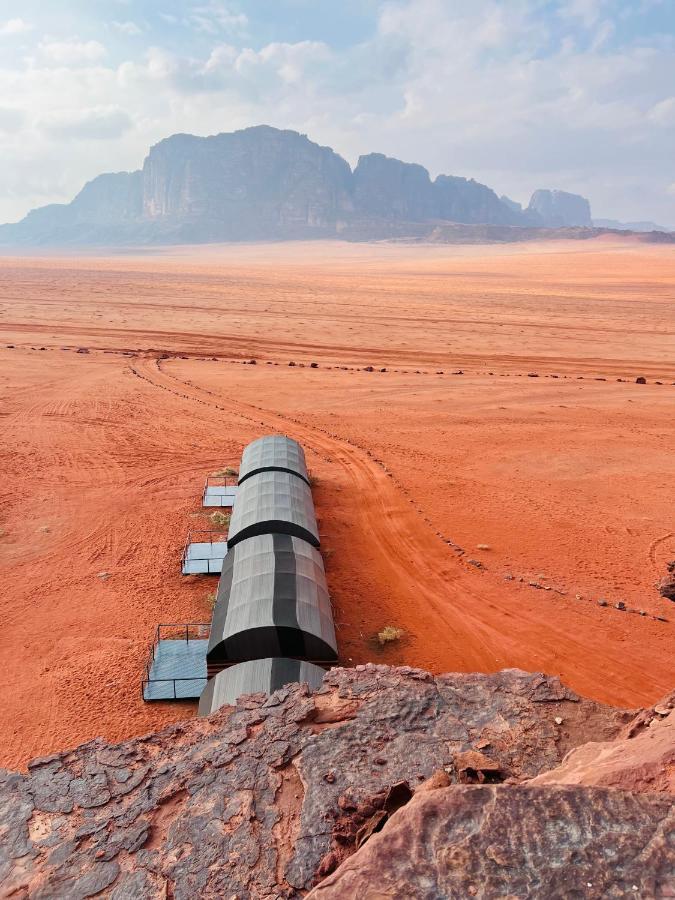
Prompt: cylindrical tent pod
<box><xmin>207</xmin><ymin>533</ymin><xmax>337</xmax><ymax>669</ymax></box>
<box><xmin>199</xmin><ymin>657</ymin><xmax>327</xmax><ymax>716</ymax></box>
<box><xmin>227</xmin><ymin>470</ymin><xmax>319</xmax><ymax>549</ymax></box>
<box><xmin>238</xmin><ymin>435</ymin><xmax>310</xmax><ymax>486</ymax></box>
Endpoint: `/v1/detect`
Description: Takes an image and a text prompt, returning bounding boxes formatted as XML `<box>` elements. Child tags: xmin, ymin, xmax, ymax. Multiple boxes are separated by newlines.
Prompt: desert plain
<box><xmin>0</xmin><ymin>237</ymin><xmax>673</xmax><ymax>771</ymax></box>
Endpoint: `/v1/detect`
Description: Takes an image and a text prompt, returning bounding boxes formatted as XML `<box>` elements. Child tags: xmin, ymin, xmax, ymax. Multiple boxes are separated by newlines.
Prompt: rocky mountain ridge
<box><xmin>0</xmin><ymin>125</ymin><xmax>607</xmax><ymax>246</ymax></box>
<box><xmin>1</xmin><ymin>665</ymin><xmax>673</xmax><ymax>898</ymax></box>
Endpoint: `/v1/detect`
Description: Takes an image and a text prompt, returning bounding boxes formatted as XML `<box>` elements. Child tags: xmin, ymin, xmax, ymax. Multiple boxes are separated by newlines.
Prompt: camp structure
<box><xmin>206</xmin><ymin>533</ymin><xmax>337</xmax><ymax>672</ymax></box>
<box><xmin>238</xmin><ymin>434</ymin><xmax>309</xmax><ymax>486</ymax></box>
<box><xmin>227</xmin><ymin>469</ymin><xmax>319</xmax><ymax>549</ymax></box>
<box><xmin>198</xmin><ymin>657</ymin><xmax>326</xmax><ymax>715</ymax></box>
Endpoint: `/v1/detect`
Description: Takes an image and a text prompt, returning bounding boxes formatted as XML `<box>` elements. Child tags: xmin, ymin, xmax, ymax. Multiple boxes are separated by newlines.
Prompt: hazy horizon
<box><xmin>0</xmin><ymin>0</ymin><xmax>674</xmax><ymax>226</ymax></box>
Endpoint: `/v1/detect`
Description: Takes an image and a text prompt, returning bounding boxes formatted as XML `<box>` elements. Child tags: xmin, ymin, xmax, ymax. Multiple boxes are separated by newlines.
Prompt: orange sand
<box><xmin>0</xmin><ymin>239</ymin><xmax>673</xmax><ymax>770</ymax></box>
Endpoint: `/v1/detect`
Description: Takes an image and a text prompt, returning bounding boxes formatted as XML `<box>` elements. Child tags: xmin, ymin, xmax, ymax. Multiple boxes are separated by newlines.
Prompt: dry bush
<box><xmin>377</xmin><ymin>626</ymin><xmax>404</xmax><ymax>646</ymax></box>
<box><xmin>209</xmin><ymin>511</ymin><xmax>230</xmax><ymax>528</ymax></box>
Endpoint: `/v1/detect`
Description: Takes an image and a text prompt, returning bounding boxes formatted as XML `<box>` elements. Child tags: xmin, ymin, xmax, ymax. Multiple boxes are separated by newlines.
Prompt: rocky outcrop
<box><xmin>531</xmin><ymin>691</ymin><xmax>674</xmax><ymax>794</ymax></box>
<box><xmin>142</xmin><ymin>126</ymin><xmax>354</xmax><ymax>239</ymax></box>
<box><xmin>308</xmin><ymin>782</ymin><xmax>674</xmax><ymax>899</ymax></box>
<box><xmin>352</xmin><ymin>153</ymin><xmax>436</xmax><ymax>222</ymax></box>
<box><xmin>0</xmin><ymin>126</ymin><xmax>600</xmax><ymax>246</ymax></box>
<box><xmin>4</xmin><ymin>665</ymin><xmax>670</xmax><ymax>898</ymax></box>
<box><xmin>527</xmin><ymin>188</ymin><xmax>592</xmax><ymax>227</ymax></box>
<box><xmin>434</xmin><ymin>175</ymin><xmax>520</xmax><ymax>225</ymax></box>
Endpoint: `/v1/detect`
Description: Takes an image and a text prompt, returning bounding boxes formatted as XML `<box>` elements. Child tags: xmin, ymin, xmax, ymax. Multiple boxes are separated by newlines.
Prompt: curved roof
<box><xmin>198</xmin><ymin>657</ymin><xmax>326</xmax><ymax>716</ymax></box>
<box><xmin>208</xmin><ymin>533</ymin><xmax>337</xmax><ymax>664</ymax></box>
<box><xmin>227</xmin><ymin>470</ymin><xmax>319</xmax><ymax>549</ymax></box>
<box><xmin>238</xmin><ymin>435</ymin><xmax>309</xmax><ymax>486</ymax></box>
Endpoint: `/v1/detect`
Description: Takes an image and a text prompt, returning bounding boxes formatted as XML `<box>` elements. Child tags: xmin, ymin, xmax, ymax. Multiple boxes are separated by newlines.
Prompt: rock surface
<box><xmin>0</xmin><ymin>126</ymin><xmax>600</xmax><ymax>245</ymax></box>
<box><xmin>531</xmin><ymin>692</ymin><xmax>675</xmax><ymax>793</ymax></box>
<box><xmin>2</xmin><ymin>665</ymin><xmax>665</xmax><ymax>898</ymax></box>
<box><xmin>307</xmin><ymin>783</ymin><xmax>675</xmax><ymax>900</ymax></box>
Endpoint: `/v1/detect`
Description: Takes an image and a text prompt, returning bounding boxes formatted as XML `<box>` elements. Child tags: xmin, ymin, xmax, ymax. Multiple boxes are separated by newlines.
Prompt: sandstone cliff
<box><xmin>1</xmin><ymin>666</ymin><xmax>673</xmax><ymax>898</ymax></box>
<box><xmin>0</xmin><ymin>126</ymin><xmax>598</xmax><ymax>246</ymax></box>
<box><xmin>527</xmin><ymin>188</ymin><xmax>592</xmax><ymax>227</ymax></box>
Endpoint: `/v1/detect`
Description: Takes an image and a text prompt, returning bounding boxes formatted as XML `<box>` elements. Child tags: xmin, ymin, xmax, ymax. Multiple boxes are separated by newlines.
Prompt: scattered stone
<box><xmin>289</xmin><ymin>361</ymin><xmax>296</xmax><ymax>366</ymax></box>
<box><xmin>364</xmin><ymin>366</ymin><xmax>374</xmax><ymax>372</ymax></box>
<box><xmin>554</xmin><ymin>717</ymin><xmax>563</xmax><ymax>725</ymax></box>
<box><xmin>467</xmin><ymin>559</ymin><xmax>483</xmax><ymax>568</ymax></box>
<box><xmin>615</xmin><ymin>601</ymin><xmax>626</xmax><ymax>611</ymax></box>
<box><xmin>527</xmin><ymin>373</ymin><xmax>539</xmax><ymax>378</ymax></box>
<box><xmin>658</xmin><ymin>575</ymin><xmax>675</xmax><ymax>601</ymax></box>
<box><xmin>248</xmin><ymin>359</ymin><xmax>257</xmax><ymax>365</ymax></box>
<box><xmin>97</xmin><ymin>572</ymin><xmax>111</xmax><ymax>581</ymax></box>
<box><xmin>310</xmin><ymin>362</ymin><xmax>319</xmax><ymax>368</ymax></box>
<box><xmin>504</xmin><ymin>574</ymin><xmax>514</xmax><ymax>581</ymax></box>
<box><xmin>635</xmin><ymin>376</ymin><xmax>646</xmax><ymax>384</ymax></box>
<box><xmin>76</xmin><ymin>348</ymin><xmax>90</xmax><ymax>354</ymax></box>
<box><xmin>597</xmin><ymin>599</ymin><xmax>608</xmax><ymax>607</ymax></box>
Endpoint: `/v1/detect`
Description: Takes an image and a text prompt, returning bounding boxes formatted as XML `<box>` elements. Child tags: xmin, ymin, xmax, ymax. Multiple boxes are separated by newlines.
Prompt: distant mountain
<box><xmin>0</xmin><ymin>125</ymin><xmax>604</xmax><ymax>246</ymax></box>
<box><xmin>593</xmin><ymin>218</ymin><xmax>673</xmax><ymax>234</ymax></box>
<box><xmin>527</xmin><ymin>189</ymin><xmax>591</xmax><ymax>227</ymax></box>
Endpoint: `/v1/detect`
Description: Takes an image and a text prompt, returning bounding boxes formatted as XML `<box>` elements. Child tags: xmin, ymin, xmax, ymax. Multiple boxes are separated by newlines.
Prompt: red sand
<box><xmin>0</xmin><ymin>239</ymin><xmax>673</xmax><ymax>770</ymax></box>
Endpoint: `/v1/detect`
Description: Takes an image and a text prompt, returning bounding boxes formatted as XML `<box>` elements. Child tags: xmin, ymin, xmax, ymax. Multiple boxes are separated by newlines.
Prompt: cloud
<box><xmin>112</xmin><ymin>21</ymin><xmax>143</xmax><ymax>37</ymax></box>
<box><xmin>40</xmin><ymin>106</ymin><xmax>133</xmax><ymax>140</ymax></box>
<box><xmin>37</xmin><ymin>39</ymin><xmax>107</xmax><ymax>66</ymax></box>
<box><xmin>0</xmin><ymin>108</ymin><xmax>25</xmax><ymax>132</ymax></box>
<box><xmin>188</xmin><ymin>2</ymin><xmax>248</xmax><ymax>35</ymax></box>
<box><xmin>0</xmin><ymin>17</ymin><xmax>32</xmax><ymax>36</ymax></box>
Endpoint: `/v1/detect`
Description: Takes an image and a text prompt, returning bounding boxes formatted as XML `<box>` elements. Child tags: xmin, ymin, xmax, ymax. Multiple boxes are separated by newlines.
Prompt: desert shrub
<box><xmin>209</xmin><ymin>511</ymin><xmax>230</xmax><ymax>528</ymax></box>
<box><xmin>377</xmin><ymin>626</ymin><xmax>404</xmax><ymax>646</ymax></box>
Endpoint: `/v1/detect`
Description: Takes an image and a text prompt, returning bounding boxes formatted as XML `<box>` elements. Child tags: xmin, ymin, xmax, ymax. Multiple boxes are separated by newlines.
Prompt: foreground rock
<box><xmin>308</xmin><ymin>782</ymin><xmax>674</xmax><ymax>899</ymax></box>
<box><xmin>531</xmin><ymin>691</ymin><xmax>675</xmax><ymax>794</ymax></box>
<box><xmin>0</xmin><ymin>666</ymin><xmax>671</xmax><ymax>898</ymax></box>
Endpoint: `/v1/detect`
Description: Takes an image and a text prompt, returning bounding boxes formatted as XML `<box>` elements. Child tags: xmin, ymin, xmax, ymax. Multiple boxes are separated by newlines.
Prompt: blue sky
<box><xmin>0</xmin><ymin>0</ymin><xmax>673</xmax><ymax>224</ymax></box>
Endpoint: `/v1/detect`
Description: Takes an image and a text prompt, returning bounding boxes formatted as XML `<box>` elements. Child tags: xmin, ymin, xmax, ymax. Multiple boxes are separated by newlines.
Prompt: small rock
<box><xmin>554</xmin><ymin>717</ymin><xmax>563</xmax><ymax>725</ymax></box>
<box><xmin>635</xmin><ymin>376</ymin><xmax>646</xmax><ymax>384</ymax></box>
<box><xmin>467</xmin><ymin>559</ymin><xmax>483</xmax><ymax>568</ymax></box>
<box><xmin>653</xmin><ymin>705</ymin><xmax>671</xmax><ymax>716</ymax></box>
<box><xmin>597</xmin><ymin>599</ymin><xmax>608</xmax><ymax>607</ymax></box>
<box><xmin>310</xmin><ymin>362</ymin><xmax>319</xmax><ymax>368</ymax></box>
<box><xmin>97</xmin><ymin>572</ymin><xmax>111</xmax><ymax>580</ymax></box>
<box><xmin>615</xmin><ymin>601</ymin><xmax>626</xmax><ymax>611</ymax></box>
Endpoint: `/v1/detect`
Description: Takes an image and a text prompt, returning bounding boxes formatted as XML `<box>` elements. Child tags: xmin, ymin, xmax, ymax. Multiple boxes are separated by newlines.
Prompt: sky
<box><xmin>0</xmin><ymin>0</ymin><xmax>673</xmax><ymax>225</ymax></box>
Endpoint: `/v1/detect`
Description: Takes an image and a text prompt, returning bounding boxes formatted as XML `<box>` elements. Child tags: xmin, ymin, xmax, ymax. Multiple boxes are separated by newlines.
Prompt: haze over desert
<box><xmin>0</xmin><ymin>238</ymin><xmax>673</xmax><ymax>770</ymax></box>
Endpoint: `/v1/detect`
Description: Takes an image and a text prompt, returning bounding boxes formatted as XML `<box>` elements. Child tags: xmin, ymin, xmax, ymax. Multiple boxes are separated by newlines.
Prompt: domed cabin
<box><xmin>238</xmin><ymin>435</ymin><xmax>310</xmax><ymax>486</ymax></box>
<box><xmin>227</xmin><ymin>469</ymin><xmax>319</xmax><ymax>549</ymax></box>
<box><xmin>206</xmin><ymin>533</ymin><xmax>337</xmax><ymax>674</ymax></box>
<box><xmin>198</xmin><ymin>657</ymin><xmax>327</xmax><ymax>716</ymax></box>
